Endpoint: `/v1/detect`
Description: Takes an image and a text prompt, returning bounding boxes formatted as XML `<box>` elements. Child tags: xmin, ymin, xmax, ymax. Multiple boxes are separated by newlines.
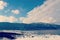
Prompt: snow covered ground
<box><xmin>15</xmin><ymin>35</ymin><xmax>60</xmax><ymax>40</ymax></box>
<box><xmin>0</xmin><ymin>30</ymin><xmax>60</xmax><ymax>40</ymax></box>
<box><xmin>1</xmin><ymin>34</ymin><xmax>60</xmax><ymax>40</ymax></box>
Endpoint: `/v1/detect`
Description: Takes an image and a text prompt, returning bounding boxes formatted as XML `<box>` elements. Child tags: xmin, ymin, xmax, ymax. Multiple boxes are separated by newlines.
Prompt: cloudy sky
<box><xmin>0</xmin><ymin>0</ymin><xmax>60</xmax><ymax>24</ymax></box>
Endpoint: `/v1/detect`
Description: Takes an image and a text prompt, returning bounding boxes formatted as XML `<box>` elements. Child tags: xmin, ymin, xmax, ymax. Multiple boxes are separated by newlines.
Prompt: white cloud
<box><xmin>38</xmin><ymin>17</ymin><xmax>56</xmax><ymax>23</ymax></box>
<box><xmin>0</xmin><ymin>15</ymin><xmax>17</xmax><ymax>23</ymax></box>
<box><xmin>8</xmin><ymin>16</ymin><xmax>17</xmax><ymax>23</ymax></box>
<box><xmin>12</xmin><ymin>10</ymin><xmax>20</xmax><ymax>14</ymax></box>
<box><xmin>0</xmin><ymin>15</ymin><xmax>8</xmax><ymax>22</ymax></box>
<box><xmin>19</xmin><ymin>0</ymin><xmax>60</xmax><ymax>23</ymax></box>
<box><xmin>0</xmin><ymin>1</ymin><xmax>7</xmax><ymax>10</ymax></box>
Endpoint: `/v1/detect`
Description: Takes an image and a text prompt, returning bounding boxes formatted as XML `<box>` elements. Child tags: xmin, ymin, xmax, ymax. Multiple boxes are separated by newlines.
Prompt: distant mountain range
<box><xmin>0</xmin><ymin>22</ymin><xmax>60</xmax><ymax>30</ymax></box>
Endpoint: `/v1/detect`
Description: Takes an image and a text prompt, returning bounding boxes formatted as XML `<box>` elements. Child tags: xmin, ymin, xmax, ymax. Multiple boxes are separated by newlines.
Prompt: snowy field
<box><xmin>0</xmin><ymin>30</ymin><xmax>60</xmax><ymax>40</ymax></box>
<box><xmin>15</xmin><ymin>35</ymin><xmax>60</xmax><ymax>40</ymax></box>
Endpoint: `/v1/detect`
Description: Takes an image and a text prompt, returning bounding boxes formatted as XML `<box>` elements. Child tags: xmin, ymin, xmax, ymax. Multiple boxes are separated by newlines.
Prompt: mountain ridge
<box><xmin>0</xmin><ymin>22</ymin><xmax>60</xmax><ymax>30</ymax></box>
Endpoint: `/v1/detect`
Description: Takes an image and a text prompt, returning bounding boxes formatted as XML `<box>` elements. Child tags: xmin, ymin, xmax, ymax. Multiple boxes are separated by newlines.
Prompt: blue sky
<box><xmin>0</xmin><ymin>0</ymin><xmax>60</xmax><ymax>24</ymax></box>
<box><xmin>0</xmin><ymin>0</ymin><xmax>46</xmax><ymax>22</ymax></box>
<box><xmin>3</xmin><ymin>0</ymin><xmax>45</xmax><ymax>17</ymax></box>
